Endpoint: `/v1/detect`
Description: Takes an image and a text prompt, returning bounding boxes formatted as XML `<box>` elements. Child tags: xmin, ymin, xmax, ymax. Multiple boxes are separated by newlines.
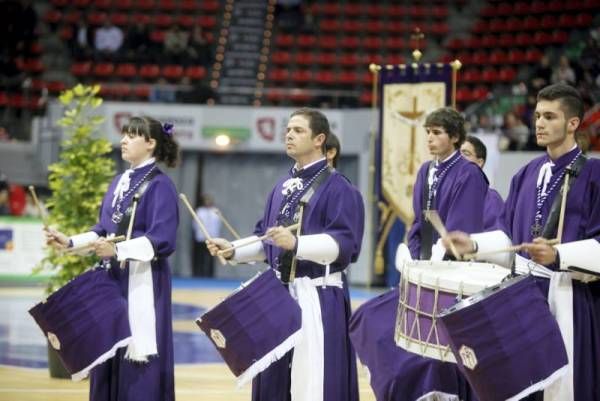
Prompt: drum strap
<box><xmin>541</xmin><ymin>155</ymin><xmax>587</xmax><ymax>239</ymax></box>
<box><xmin>420</xmin><ymin>161</ymin><xmax>435</xmax><ymax>260</ymax></box>
<box><xmin>116</xmin><ymin>169</ymin><xmax>160</xmax><ymax>237</ymax></box>
<box><xmin>279</xmin><ymin>167</ymin><xmax>333</xmax><ymax>283</ymax></box>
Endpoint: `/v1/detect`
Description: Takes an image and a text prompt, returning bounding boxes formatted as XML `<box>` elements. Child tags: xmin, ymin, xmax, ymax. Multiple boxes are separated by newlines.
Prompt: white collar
<box><xmin>293</xmin><ymin>157</ymin><xmax>326</xmax><ymax>172</ymax></box>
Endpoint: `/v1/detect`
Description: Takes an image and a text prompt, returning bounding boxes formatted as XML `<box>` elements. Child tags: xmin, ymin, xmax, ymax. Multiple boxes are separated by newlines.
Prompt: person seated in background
<box><xmin>94</xmin><ymin>20</ymin><xmax>123</xmax><ymax>59</ymax></box>
<box><xmin>163</xmin><ymin>25</ymin><xmax>189</xmax><ymax>64</ymax></box>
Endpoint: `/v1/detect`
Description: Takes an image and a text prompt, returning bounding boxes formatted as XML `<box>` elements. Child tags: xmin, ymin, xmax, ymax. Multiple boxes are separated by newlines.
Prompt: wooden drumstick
<box><xmin>423</xmin><ymin>210</ymin><xmax>461</xmax><ymax>260</ymax></box>
<box><xmin>216</xmin><ymin>223</ymin><xmax>300</xmax><ymax>256</ymax></box>
<box><xmin>28</xmin><ymin>185</ymin><xmax>48</xmax><ymax>228</ymax></box>
<box><xmin>179</xmin><ymin>193</ymin><xmax>227</xmax><ymax>264</ymax></box>
<box><xmin>214</xmin><ymin>208</ymin><xmax>241</xmax><ymax>240</ymax></box>
<box><xmin>464</xmin><ymin>238</ymin><xmax>559</xmax><ymax>260</ymax></box>
<box><xmin>62</xmin><ymin>235</ymin><xmax>126</xmax><ymax>255</ymax></box>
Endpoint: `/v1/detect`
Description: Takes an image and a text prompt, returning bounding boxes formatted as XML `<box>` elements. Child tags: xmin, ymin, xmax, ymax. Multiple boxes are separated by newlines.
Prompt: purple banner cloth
<box><xmin>439</xmin><ymin>275</ymin><xmax>568</xmax><ymax>401</ymax></box>
<box><xmin>196</xmin><ymin>269</ymin><xmax>301</xmax><ymax>377</ymax></box>
<box><xmin>29</xmin><ymin>268</ymin><xmax>130</xmax><ymax>376</ymax></box>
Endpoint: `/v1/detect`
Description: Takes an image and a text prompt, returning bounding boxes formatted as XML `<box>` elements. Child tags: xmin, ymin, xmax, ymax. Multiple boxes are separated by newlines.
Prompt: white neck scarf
<box><xmin>111</xmin><ymin>158</ymin><xmax>155</xmax><ymax>208</ymax></box>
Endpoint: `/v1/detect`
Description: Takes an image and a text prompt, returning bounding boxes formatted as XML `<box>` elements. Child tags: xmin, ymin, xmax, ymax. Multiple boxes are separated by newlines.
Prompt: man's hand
<box><xmin>94</xmin><ymin>237</ymin><xmax>116</xmax><ymax>258</ymax></box>
<box><xmin>44</xmin><ymin>227</ymin><xmax>69</xmax><ymax>249</ymax></box>
<box><xmin>522</xmin><ymin>237</ymin><xmax>558</xmax><ymax>265</ymax></box>
<box><xmin>442</xmin><ymin>231</ymin><xmax>476</xmax><ymax>256</ymax></box>
<box><xmin>266</xmin><ymin>225</ymin><xmax>297</xmax><ymax>251</ymax></box>
<box><xmin>206</xmin><ymin>238</ymin><xmax>234</xmax><ymax>259</ymax></box>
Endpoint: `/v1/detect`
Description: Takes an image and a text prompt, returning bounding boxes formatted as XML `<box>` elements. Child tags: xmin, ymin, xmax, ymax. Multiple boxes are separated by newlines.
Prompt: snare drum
<box><xmin>29</xmin><ymin>267</ymin><xmax>131</xmax><ymax>381</ymax></box>
<box><xmin>196</xmin><ymin>268</ymin><xmax>302</xmax><ymax>386</ymax></box>
<box><xmin>395</xmin><ymin>260</ymin><xmax>507</xmax><ymax>362</ymax></box>
<box><xmin>438</xmin><ymin>275</ymin><xmax>568</xmax><ymax>401</ymax></box>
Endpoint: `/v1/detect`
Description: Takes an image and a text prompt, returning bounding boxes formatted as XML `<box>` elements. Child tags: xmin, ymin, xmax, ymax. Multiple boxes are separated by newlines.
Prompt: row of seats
<box><xmin>50</xmin><ymin>0</ymin><xmax>219</xmax><ymax>12</ymax></box>
<box><xmin>472</xmin><ymin>13</ymin><xmax>593</xmax><ymax>33</ymax></box>
<box><xmin>44</xmin><ymin>11</ymin><xmax>217</xmax><ymax>29</ymax></box>
<box><xmin>70</xmin><ymin>62</ymin><xmax>207</xmax><ymax>81</ymax></box>
<box><xmin>309</xmin><ymin>3</ymin><xmax>449</xmax><ymax>19</ymax></box>
<box><xmin>318</xmin><ymin>19</ymin><xmax>449</xmax><ymax>36</ymax></box>
<box><xmin>0</xmin><ymin>92</ymin><xmax>46</xmax><ymax>111</ymax></box>
<box><xmin>276</xmin><ymin>34</ymin><xmax>420</xmax><ymax>51</ymax></box>
<box><xmin>480</xmin><ymin>0</ymin><xmax>600</xmax><ymax>17</ymax></box>
<box><xmin>447</xmin><ymin>32</ymin><xmax>569</xmax><ymax>50</ymax></box>
<box><xmin>270</xmin><ymin>52</ymin><xmax>406</xmax><ymax>67</ymax></box>
<box><xmin>443</xmin><ymin>48</ymin><xmax>544</xmax><ymax>65</ymax></box>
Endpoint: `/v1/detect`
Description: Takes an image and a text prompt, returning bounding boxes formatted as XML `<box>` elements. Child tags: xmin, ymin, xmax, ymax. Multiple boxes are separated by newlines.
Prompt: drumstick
<box><xmin>216</xmin><ymin>223</ymin><xmax>300</xmax><ymax>256</ymax></box>
<box><xmin>556</xmin><ymin>172</ymin><xmax>570</xmax><ymax>244</ymax></box>
<box><xmin>179</xmin><ymin>193</ymin><xmax>227</xmax><ymax>264</ymax></box>
<box><xmin>463</xmin><ymin>238</ymin><xmax>560</xmax><ymax>260</ymax></box>
<box><xmin>61</xmin><ymin>235</ymin><xmax>126</xmax><ymax>255</ymax></box>
<box><xmin>214</xmin><ymin>208</ymin><xmax>241</xmax><ymax>239</ymax></box>
<box><xmin>28</xmin><ymin>186</ymin><xmax>48</xmax><ymax>227</ymax></box>
<box><xmin>423</xmin><ymin>210</ymin><xmax>461</xmax><ymax>260</ymax></box>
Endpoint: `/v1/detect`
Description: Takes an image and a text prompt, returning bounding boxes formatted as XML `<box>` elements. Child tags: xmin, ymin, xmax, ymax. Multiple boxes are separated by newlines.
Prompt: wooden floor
<box><xmin>0</xmin><ymin>285</ymin><xmax>377</xmax><ymax>401</ymax></box>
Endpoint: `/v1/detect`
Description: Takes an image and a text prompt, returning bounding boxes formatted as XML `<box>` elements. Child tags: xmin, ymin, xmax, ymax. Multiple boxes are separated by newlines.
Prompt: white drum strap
<box><xmin>290</xmin><ymin>272</ymin><xmax>343</xmax><ymax>401</ymax></box>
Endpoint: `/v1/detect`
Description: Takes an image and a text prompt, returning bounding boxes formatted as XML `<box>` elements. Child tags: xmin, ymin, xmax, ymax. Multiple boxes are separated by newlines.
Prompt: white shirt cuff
<box><xmin>230</xmin><ymin>236</ymin><xmax>266</xmax><ymax>264</ymax></box>
<box><xmin>70</xmin><ymin>231</ymin><xmax>99</xmax><ymax>248</ymax></box>
<box><xmin>115</xmin><ymin>236</ymin><xmax>155</xmax><ymax>262</ymax></box>
<box><xmin>470</xmin><ymin>230</ymin><xmax>513</xmax><ymax>268</ymax></box>
<box><xmin>556</xmin><ymin>239</ymin><xmax>600</xmax><ymax>274</ymax></box>
<box><xmin>296</xmin><ymin>233</ymin><xmax>339</xmax><ymax>265</ymax></box>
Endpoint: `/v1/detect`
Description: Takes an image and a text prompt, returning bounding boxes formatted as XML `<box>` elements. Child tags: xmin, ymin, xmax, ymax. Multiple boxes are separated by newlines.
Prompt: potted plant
<box><xmin>34</xmin><ymin>84</ymin><xmax>115</xmax><ymax>377</ymax></box>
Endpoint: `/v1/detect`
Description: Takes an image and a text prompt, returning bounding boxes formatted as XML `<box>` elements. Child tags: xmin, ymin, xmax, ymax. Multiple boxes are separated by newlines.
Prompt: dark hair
<box><xmin>290</xmin><ymin>107</ymin><xmax>330</xmax><ymax>154</ymax></box>
<box><xmin>424</xmin><ymin>107</ymin><xmax>466</xmax><ymax>149</ymax></box>
<box><xmin>537</xmin><ymin>83</ymin><xmax>584</xmax><ymax>122</ymax></box>
<box><xmin>121</xmin><ymin>116</ymin><xmax>180</xmax><ymax>167</ymax></box>
<box><xmin>325</xmin><ymin>132</ymin><xmax>340</xmax><ymax>168</ymax></box>
<box><xmin>465</xmin><ymin>135</ymin><xmax>487</xmax><ymax>164</ymax></box>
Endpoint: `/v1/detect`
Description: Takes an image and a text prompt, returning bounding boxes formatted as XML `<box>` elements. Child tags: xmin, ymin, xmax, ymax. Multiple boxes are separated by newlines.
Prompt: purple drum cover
<box><xmin>29</xmin><ymin>267</ymin><xmax>131</xmax><ymax>377</ymax></box>
<box><xmin>196</xmin><ymin>269</ymin><xmax>302</xmax><ymax>378</ymax></box>
<box><xmin>439</xmin><ymin>275</ymin><xmax>568</xmax><ymax>401</ymax></box>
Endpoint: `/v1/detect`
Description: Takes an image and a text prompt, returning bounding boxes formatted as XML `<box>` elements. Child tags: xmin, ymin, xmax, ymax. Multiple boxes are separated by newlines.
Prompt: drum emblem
<box><xmin>48</xmin><ymin>332</ymin><xmax>61</xmax><ymax>350</ymax></box>
<box><xmin>459</xmin><ymin>345</ymin><xmax>477</xmax><ymax>370</ymax></box>
<box><xmin>210</xmin><ymin>329</ymin><xmax>227</xmax><ymax>349</ymax></box>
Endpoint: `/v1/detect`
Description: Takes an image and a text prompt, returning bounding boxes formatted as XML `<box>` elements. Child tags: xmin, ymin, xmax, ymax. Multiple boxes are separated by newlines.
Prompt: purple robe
<box><xmin>349</xmin><ymin>288</ymin><xmax>478</xmax><ymax>401</ymax></box>
<box><xmin>483</xmin><ymin>188</ymin><xmax>504</xmax><ymax>231</ymax></box>
<box><xmin>408</xmin><ymin>152</ymin><xmax>489</xmax><ymax>259</ymax></box>
<box><xmin>88</xmin><ymin>162</ymin><xmax>179</xmax><ymax>401</ymax></box>
<box><xmin>500</xmin><ymin>146</ymin><xmax>600</xmax><ymax>401</ymax></box>
<box><xmin>251</xmin><ymin>163</ymin><xmax>365</xmax><ymax>401</ymax></box>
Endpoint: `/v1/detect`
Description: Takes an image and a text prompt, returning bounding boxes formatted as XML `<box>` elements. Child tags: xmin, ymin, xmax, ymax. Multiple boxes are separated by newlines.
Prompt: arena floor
<box><xmin>0</xmin><ymin>279</ymin><xmax>379</xmax><ymax>401</ymax></box>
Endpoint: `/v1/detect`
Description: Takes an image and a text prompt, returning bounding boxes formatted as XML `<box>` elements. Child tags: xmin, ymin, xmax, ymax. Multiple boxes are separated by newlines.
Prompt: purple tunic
<box><xmin>408</xmin><ymin>152</ymin><xmax>489</xmax><ymax>259</ymax></box>
<box><xmin>499</xmin><ymin>146</ymin><xmax>600</xmax><ymax>401</ymax></box>
<box><xmin>251</xmin><ymin>163</ymin><xmax>365</xmax><ymax>401</ymax></box>
<box><xmin>88</xmin><ymin>162</ymin><xmax>179</xmax><ymax>401</ymax></box>
<box><xmin>483</xmin><ymin>188</ymin><xmax>504</xmax><ymax>231</ymax></box>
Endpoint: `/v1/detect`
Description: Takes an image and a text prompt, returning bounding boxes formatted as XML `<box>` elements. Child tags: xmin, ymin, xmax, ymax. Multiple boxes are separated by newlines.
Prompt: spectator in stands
<box><xmin>123</xmin><ymin>22</ymin><xmax>152</xmax><ymax>62</ymax></box>
<box><xmin>187</xmin><ymin>26</ymin><xmax>210</xmax><ymax>66</ymax></box>
<box><xmin>71</xmin><ymin>20</ymin><xmax>94</xmax><ymax>60</ymax></box>
<box><xmin>503</xmin><ymin>111</ymin><xmax>530</xmax><ymax>151</ymax></box>
<box><xmin>163</xmin><ymin>25</ymin><xmax>189</xmax><ymax>64</ymax></box>
<box><xmin>176</xmin><ymin>76</ymin><xmax>215</xmax><ymax>104</ymax></box>
<box><xmin>531</xmin><ymin>56</ymin><xmax>553</xmax><ymax>91</ymax></box>
<box><xmin>94</xmin><ymin>20</ymin><xmax>124</xmax><ymax>59</ymax></box>
<box><xmin>552</xmin><ymin>55</ymin><xmax>576</xmax><ymax>86</ymax></box>
<box><xmin>275</xmin><ymin>0</ymin><xmax>303</xmax><ymax>31</ymax></box>
<box><xmin>0</xmin><ymin>175</ymin><xmax>10</xmax><ymax>216</ymax></box>
<box><xmin>149</xmin><ymin>78</ymin><xmax>176</xmax><ymax>103</ymax></box>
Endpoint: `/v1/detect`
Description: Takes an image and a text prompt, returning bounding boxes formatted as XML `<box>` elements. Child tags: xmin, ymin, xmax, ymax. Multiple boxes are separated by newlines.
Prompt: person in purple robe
<box><xmin>408</xmin><ymin>107</ymin><xmax>489</xmax><ymax>260</ymax></box>
<box><xmin>460</xmin><ymin>135</ymin><xmax>505</xmax><ymax>231</ymax></box>
<box><xmin>45</xmin><ymin>116</ymin><xmax>179</xmax><ymax>401</ymax></box>
<box><xmin>207</xmin><ymin>108</ymin><xmax>365</xmax><ymax>401</ymax></box>
<box><xmin>350</xmin><ymin>107</ymin><xmax>487</xmax><ymax>401</ymax></box>
<box><xmin>446</xmin><ymin>83</ymin><xmax>600</xmax><ymax>401</ymax></box>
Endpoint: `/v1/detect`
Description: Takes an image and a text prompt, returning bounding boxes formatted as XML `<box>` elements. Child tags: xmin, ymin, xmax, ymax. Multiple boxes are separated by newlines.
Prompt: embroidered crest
<box><xmin>281</xmin><ymin>177</ymin><xmax>304</xmax><ymax>196</ymax></box>
<box><xmin>210</xmin><ymin>329</ymin><xmax>226</xmax><ymax>349</ymax></box>
<box><xmin>459</xmin><ymin>345</ymin><xmax>477</xmax><ymax>370</ymax></box>
<box><xmin>48</xmin><ymin>332</ymin><xmax>61</xmax><ymax>350</ymax></box>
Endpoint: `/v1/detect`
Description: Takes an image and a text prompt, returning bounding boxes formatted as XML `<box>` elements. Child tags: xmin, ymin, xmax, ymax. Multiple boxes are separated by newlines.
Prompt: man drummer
<box><xmin>460</xmin><ymin>135</ymin><xmax>504</xmax><ymax>230</ymax></box>
<box><xmin>207</xmin><ymin>108</ymin><xmax>365</xmax><ymax>401</ymax></box>
<box><xmin>349</xmin><ymin>107</ymin><xmax>488</xmax><ymax>401</ymax></box>
<box><xmin>445</xmin><ymin>83</ymin><xmax>600</xmax><ymax>401</ymax></box>
<box><xmin>408</xmin><ymin>107</ymin><xmax>489</xmax><ymax>259</ymax></box>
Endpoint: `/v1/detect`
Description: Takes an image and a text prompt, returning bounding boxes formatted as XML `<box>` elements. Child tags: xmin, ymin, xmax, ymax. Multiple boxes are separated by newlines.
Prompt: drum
<box><xmin>196</xmin><ymin>268</ymin><xmax>302</xmax><ymax>386</ymax></box>
<box><xmin>438</xmin><ymin>275</ymin><xmax>568</xmax><ymax>401</ymax></box>
<box><xmin>29</xmin><ymin>267</ymin><xmax>131</xmax><ymax>381</ymax></box>
<box><xmin>395</xmin><ymin>260</ymin><xmax>507</xmax><ymax>362</ymax></box>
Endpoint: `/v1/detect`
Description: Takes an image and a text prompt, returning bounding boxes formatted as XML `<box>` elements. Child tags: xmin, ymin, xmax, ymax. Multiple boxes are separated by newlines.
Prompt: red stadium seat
<box><xmin>133</xmin><ymin>14</ymin><xmax>152</xmax><ymax>26</ymax></box>
<box><xmin>319</xmin><ymin>19</ymin><xmax>340</xmax><ymax>32</ymax></box>
<box><xmin>552</xmin><ymin>30</ymin><xmax>569</xmax><ymax>44</ymax></box>
<box><xmin>362</xmin><ymin>37</ymin><xmax>383</xmax><ymax>50</ymax></box>
<box><xmin>139</xmin><ymin>64</ymin><xmax>160</xmax><ymax>80</ymax></box>
<box><xmin>338</xmin><ymin>71</ymin><xmax>358</xmax><ymax>85</ymax></box>
<box><xmin>297</xmin><ymin>35</ymin><xmax>316</xmax><ymax>47</ymax></box>
<box><xmin>558</xmin><ymin>14</ymin><xmax>576</xmax><ymax>28</ymax></box>
<box><xmin>359</xmin><ymin>90</ymin><xmax>373</xmax><ymax>106</ymax></box>
<box><xmin>115</xmin><ymin>63</ymin><xmax>137</xmax><ymax>79</ymax></box>
<box><xmin>94</xmin><ymin>63</ymin><xmax>114</xmax><ymax>78</ymax></box>
<box><xmin>389</xmin><ymin>5</ymin><xmax>407</xmax><ymax>17</ymax></box>
<box><xmin>387</xmin><ymin>54</ymin><xmax>405</xmax><ymax>65</ymax></box>
<box><xmin>366</xmin><ymin>20</ymin><xmax>385</xmax><ymax>33</ymax></box>
<box><xmin>271</xmin><ymin>51</ymin><xmax>291</xmax><ymax>64</ymax></box>
<box><xmin>112</xmin><ymin>84</ymin><xmax>132</xmax><ymax>98</ymax></box>
<box><xmin>472</xmin><ymin>85</ymin><xmax>490</xmax><ymax>101</ymax></box>
<box><xmin>498</xmin><ymin>67</ymin><xmax>517</xmax><ymax>82</ymax></box>
<box><xmin>180</xmin><ymin>0</ymin><xmax>199</xmax><ymax>12</ymax></box>
<box><xmin>541</xmin><ymin>15</ymin><xmax>558</xmax><ymax>30</ymax></box>
<box><xmin>533</xmin><ymin>31</ymin><xmax>553</xmax><ymax>46</ymax></box>
<box><xmin>115</xmin><ymin>0</ymin><xmax>133</xmax><ymax>10</ymax></box>
<box><xmin>87</xmin><ymin>12</ymin><xmax>108</xmax><ymax>26</ymax></box>
<box><xmin>185</xmin><ymin>66</ymin><xmax>207</xmax><ymax>80</ymax></box>
<box><xmin>342</xmin><ymin>20</ymin><xmax>364</xmax><ymax>33</ymax></box>
<box><xmin>345</xmin><ymin>4</ymin><xmax>362</xmax><ymax>16</ymax></box>
<box><xmin>525</xmin><ymin>48</ymin><xmax>543</xmax><ymax>63</ymax></box>
<box><xmin>489</xmin><ymin>50</ymin><xmax>508</xmax><ymax>64</ymax></box>
<box><xmin>92</xmin><ymin>0</ymin><xmax>110</xmax><ymax>8</ymax></box>
<box><xmin>200</xmin><ymin>0</ymin><xmax>220</xmax><ymax>13</ymax></box>
<box><xmin>71</xmin><ymin>62</ymin><xmax>92</xmax><ymax>77</ymax></box>
<box><xmin>522</xmin><ymin>16</ymin><xmax>541</xmax><ymax>31</ymax></box>
<box><xmin>386</xmin><ymin>37</ymin><xmax>405</xmax><ymax>50</ymax></box>
<box><xmin>290</xmin><ymin>70</ymin><xmax>312</xmax><ymax>85</ymax></box>
<box><xmin>47</xmin><ymin>81</ymin><xmax>67</xmax><ymax>94</ymax></box>
<box><xmin>110</xmin><ymin>13</ymin><xmax>129</xmax><ymax>26</ymax></box>
<box><xmin>339</xmin><ymin>53</ymin><xmax>360</xmax><ymax>67</ymax></box>
<box><xmin>321</xmin><ymin>3</ymin><xmax>341</xmax><ymax>15</ymax></box>
<box><xmin>340</xmin><ymin>36</ymin><xmax>360</xmax><ymax>49</ymax></box>
<box><xmin>447</xmin><ymin>38</ymin><xmax>464</xmax><ymax>51</ymax></box>
<box><xmin>154</xmin><ymin>14</ymin><xmax>173</xmax><ymax>28</ymax></box>
<box><xmin>513</xmin><ymin>2</ymin><xmax>530</xmax><ymax>14</ymax></box>
<box><xmin>276</xmin><ymin>34</ymin><xmax>294</xmax><ymax>48</ymax></box>
<box><xmin>268</xmin><ymin>68</ymin><xmax>289</xmax><ymax>82</ymax></box>
<box><xmin>137</xmin><ymin>0</ymin><xmax>155</xmax><ymax>11</ymax></box>
<box><xmin>319</xmin><ymin>36</ymin><xmax>338</xmax><ymax>50</ymax></box>
<box><xmin>318</xmin><ymin>53</ymin><xmax>337</xmax><ymax>66</ymax></box>
<box><xmin>315</xmin><ymin>70</ymin><xmax>336</xmax><ymax>86</ymax></box>
<box><xmin>133</xmin><ymin>84</ymin><xmax>151</xmax><ymax>99</ymax></box>
<box><xmin>507</xmin><ymin>49</ymin><xmax>526</xmax><ymax>64</ymax></box>
<box><xmin>162</xmin><ymin>65</ymin><xmax>183</xmax><ymax>81</ymax></box>
<box><xmin>295</xmin><ymin>52</ymin><xmax>316</xmax><ymax>66</ymax></box>
<box><xmin>461</xmin><ymin>69</ymin><xmax>482</xmax><ymax>83</ymax></box>
<box><xmin>43</xmin><ymin>10</ymin><xmax>62</xmax><ymax>25</ymax></box>
<box><xmin>481</xmin><ymin>68</ymin><xmax>499</xmax><ymax>82</ymax></box>
<box><xmin>178</xmin><ymin>15</ymin><xmax>195</xmax><ymax>28</ymax></box>
<box><xmin>198</xmin><ymin>16</ymin><xmax>217</xmax><ymax>29</ymax></box>
<box><xmin>158</xmin><ymin>0</ymin><xmax>177</xmax><ymax>11</ymax></box>
<box><xmin>480</xmin><ymin>35</ymin><xmax>498</xmax><ymax>48</ymax></box>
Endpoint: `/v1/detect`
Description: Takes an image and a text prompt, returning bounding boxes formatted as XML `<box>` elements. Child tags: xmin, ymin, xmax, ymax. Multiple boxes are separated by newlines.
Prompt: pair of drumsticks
<box><xmin>424</xmin><ymin>210</ymin><xmax>561</xmax><ymax>261</ymax></box>
<box><xmin>178</xmin><ymin>194</ymin><xmax>300</xmax><ymax>264</ymax></box>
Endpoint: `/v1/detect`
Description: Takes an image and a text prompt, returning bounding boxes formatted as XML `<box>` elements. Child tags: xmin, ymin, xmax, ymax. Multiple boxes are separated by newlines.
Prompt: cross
<box><xmin>398</xmin><ymin>97</ymin><xmax>425</xmax><ymax>175</ymax></box>
<box><xmin>411</xmin><ymin>28</ymin><xmax>425</xmax><ymax>50</ymax></box>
